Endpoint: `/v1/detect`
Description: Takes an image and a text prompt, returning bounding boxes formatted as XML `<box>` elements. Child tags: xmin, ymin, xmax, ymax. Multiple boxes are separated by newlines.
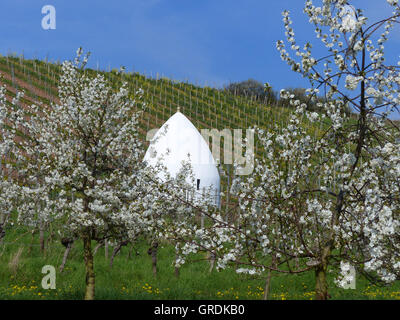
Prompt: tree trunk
<box><xmin>127</xmin><ymin>244</ymin><xmax>134</xmax><ymax>260</ymax></box>
<box><xmin>0</xmin><ymin>223</ymin><xmax>5</xmax><ymax>245</ymax></box>
<box><xmin>110</xmin><ymin>240</ymin><xmax>128</xmax><ymax>268</ymax></box>
<box><xmin>152</xmin><ymin>242</ymin><xmax>158</xmax><ymax>277</ymax></box>
<box><xmin>174</xmin><ymin>253</ymin><xmax>180</xmax><ymax>278</ymax></box>
<box><xmin>0</xmin><ymin>213</ymin><xmax>6</xmax><ymax>245</ymax></box>
<box><xmin>174</xmin><ymin>265</ymin><xmax>180</xmax><ymax>278</ymax></box>
<box><xmin>209</xmin><ymin>252</ymin><xmax>216</xmax><ymax>273</ymax></box>
<box><xmin>263</xmin><ymin>254</ymin><xmax>276</xmax><ymax>300</ymax></box>
<box><xmin>59</xmin><ymin>242</ymin><xmax>73</xmax><ymax>273</ymax></box>
<box><xmin>93</xmin><ymin>240</ymin><xmax>104</xmax><ymax>256</ymax></box>
<box><xmin>83</xmin><ymin>234</ymin><xmax>95</xmax><ymax>300</ymax></box>
<box><xmin>263</xmin><ymin>270</ymin><xmax>272</xmax><ymax>300</ymax></box>
<box><xmin>148</xmin><ymin>241</ymin><xmax>158</xmax><ymax>277</ymax></box>
<box><xmin>104</xmin><ymin>239</ymin><xmax>109</xmax><ymax>260</ymax></box>
<box><xmin>39</xmin><ymin>223</ymin><xmax>45</xmax><ymax>254</ymax></box>
<box><xmin>46</xmin><ymin>223</ymin><xmax>54</xmax><ymax>251</ymax></box>
<box><xmin>28</xmin><ymin>230</ymin><xmax>35</xmax><ymax>255</ymax></box>
<box><xmin>315</xmin><ymin>264</ymin><xmax>328</xmax><ymax>300</ymax></box>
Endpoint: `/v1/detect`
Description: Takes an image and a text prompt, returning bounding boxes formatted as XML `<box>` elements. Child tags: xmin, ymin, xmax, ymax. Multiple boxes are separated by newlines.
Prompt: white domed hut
<box><xmin>143</xmin><ymin>111</ymin><xmax>220</xmax><ymax>207</ymax></box>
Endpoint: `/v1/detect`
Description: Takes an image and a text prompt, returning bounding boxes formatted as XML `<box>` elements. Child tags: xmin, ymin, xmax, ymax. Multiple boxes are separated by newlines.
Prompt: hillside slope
<box><xmin>0</xmin><ymin>54</ymin><xmax>314</xmax><ymax>142</ymax></box>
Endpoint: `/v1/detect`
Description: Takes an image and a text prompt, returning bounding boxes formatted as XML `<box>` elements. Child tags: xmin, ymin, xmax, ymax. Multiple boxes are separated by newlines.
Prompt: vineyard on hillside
<box><xmin>0</xmin><ymin>52</ymin><xmax>328</xmax><ymax>205</ymax></box>
<box><xmin>0</xmin><ymin>53</ymin><xmax>325</xmax><ymax>142</ymax></box>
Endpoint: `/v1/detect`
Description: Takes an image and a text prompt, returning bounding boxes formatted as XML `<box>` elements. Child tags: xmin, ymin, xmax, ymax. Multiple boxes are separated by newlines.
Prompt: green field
<box><xmin>1</xmin><ymin>225</ymin><xmax>399</xmax><ymax>300</ymax></box>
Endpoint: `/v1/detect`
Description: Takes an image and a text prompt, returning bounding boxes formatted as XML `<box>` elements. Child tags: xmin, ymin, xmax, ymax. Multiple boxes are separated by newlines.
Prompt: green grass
<box><xmin>1</xmin><ymin>227</ymin><xmax>400</xmax><ymax>300</ymax></box>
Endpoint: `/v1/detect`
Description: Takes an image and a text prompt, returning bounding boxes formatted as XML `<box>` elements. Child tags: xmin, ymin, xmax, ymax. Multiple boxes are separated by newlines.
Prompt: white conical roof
<box><xmin>144</xmin><ymin>111</ymin><xmax>220</xmax><ymax>207</ymax></box>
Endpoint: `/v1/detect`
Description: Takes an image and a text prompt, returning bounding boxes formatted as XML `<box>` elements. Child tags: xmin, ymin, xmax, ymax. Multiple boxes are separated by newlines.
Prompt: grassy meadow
<box><xmin>1</xmin><ymin>225</ymin><xmax>400</xmax><ymax>300</ymax></box>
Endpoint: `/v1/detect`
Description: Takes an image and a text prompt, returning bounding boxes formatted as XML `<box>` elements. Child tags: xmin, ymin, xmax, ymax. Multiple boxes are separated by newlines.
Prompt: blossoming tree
<box><xmin>0</xmin><ymin>84</ymin><xmax>20</xmax><ymax>244</ymax></box>
<box><xmin>167</xmin><ymin>0</ymin><xmax>400</xmax><ymax>300</ymax></box>
<box><xmin>0</xmin><ymin>49</ymin><xmax>160</xmax><ymax>300</ymax></box>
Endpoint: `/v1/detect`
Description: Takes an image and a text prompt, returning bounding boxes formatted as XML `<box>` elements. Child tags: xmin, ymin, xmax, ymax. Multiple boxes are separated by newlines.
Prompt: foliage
<box><xmin>223</xmin><ymin>79</ymin><xmax>277</xmax><ymax>105</ymax></box>
<box><xmin>165</xmin><ymin>0</ymin><xmax>400</xmax><ymax>300</ymax></box>
<box><xmin>0</xmin><ymin>49</ymin><xmax>163</xmax><ymax>299</ymax></box>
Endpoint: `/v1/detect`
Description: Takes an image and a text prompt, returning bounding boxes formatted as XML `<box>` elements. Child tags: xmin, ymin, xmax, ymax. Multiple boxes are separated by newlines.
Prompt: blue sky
<box><xmin>0</xmin><ymin>0</ymin><xmax>397</xmax><ymax>91</ymax></box>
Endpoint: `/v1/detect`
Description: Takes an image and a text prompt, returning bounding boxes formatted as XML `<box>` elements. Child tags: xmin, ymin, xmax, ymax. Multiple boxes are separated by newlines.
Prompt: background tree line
<box><xmin>222</xmin><ymin>78</ymin><xmax>352</xmax><ymax>114</ymax></box>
